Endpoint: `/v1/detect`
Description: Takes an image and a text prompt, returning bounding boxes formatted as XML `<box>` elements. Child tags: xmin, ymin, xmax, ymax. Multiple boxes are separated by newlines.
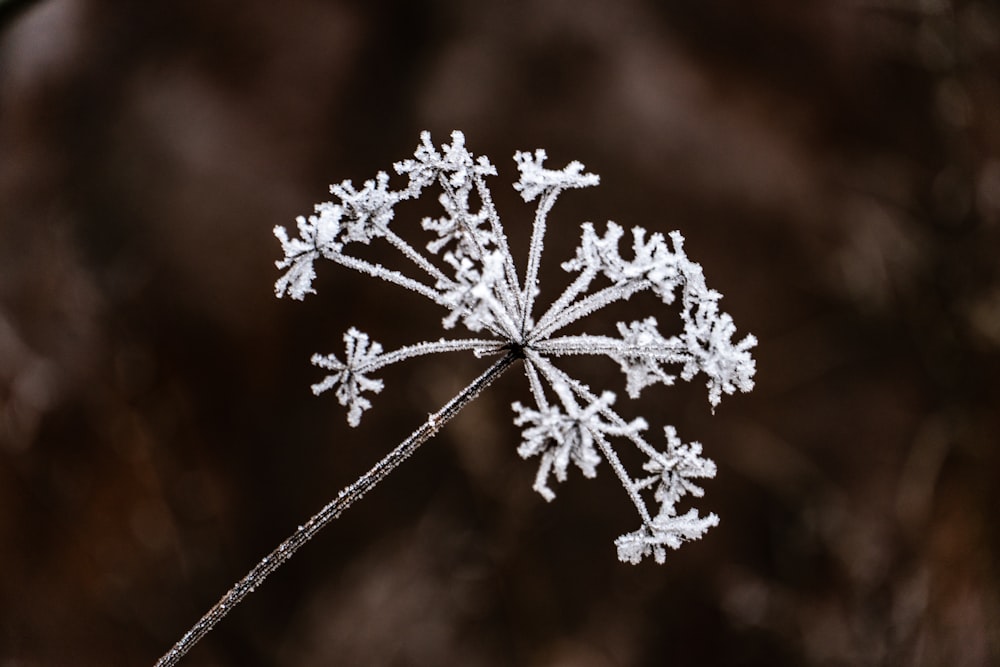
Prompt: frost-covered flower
<box><xmin>513</xmin><ymin>390</ymin><xmax>645</xmax><ymax>501</ymax></box>
<box><xmin>512</xmin><ymin>398</ymin><xmax>603</xmax><ymax>502</ymax></box>
<box><xmin>639</xmin><ymin>426</ymin><xmax>717</xmax><ymax>516</ymax></box>
<box><xmin>513</xmin><ymin>148</ymin><xmax>600</xmax><ymax>202</ymax></box>
<box><xmin>273</xmin><ymin>203</ymin><xmax>344</xmax><ymax>300</ymax></box>
<box><xmin>615</xmin><ymin>508</ymin><xmax>721</xmax><ymax>565</ymax></box>
<box><xmin>610</xmin><ymin>317</ymin><xmax>678</xmax><ymax>398</ymax></box>
<box><xmin>331</xmin><ymin>172</ymin><xmax>399</xmax><ymax>245</ymax></box>
<box><xmin>310</xmin><ymin>328</ymin><xmax>385</xmax><ymax>427</ymax></box>
<box><xmin>275</xmin><ymin>130</ymin><xmax>757</xmax><ymax>563</ymax></box>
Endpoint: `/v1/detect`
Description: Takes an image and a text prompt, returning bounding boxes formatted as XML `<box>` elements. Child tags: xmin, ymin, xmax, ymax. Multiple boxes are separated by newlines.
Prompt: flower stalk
<box><xmin>156</xmin><ymin>130</ymin><xmax>756</xmax><ymax>664</ymax></box>
<box><xmin>155</xmin><ymin>350</ymin><xmax>520</xmax><ymax>667</ymax></box>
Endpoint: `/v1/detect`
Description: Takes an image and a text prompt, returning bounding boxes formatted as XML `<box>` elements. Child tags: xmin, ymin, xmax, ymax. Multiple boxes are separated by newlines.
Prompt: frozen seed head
<box><xmin>275</xmin><ymin>131</ymin><xmax>756</xmax><ymax>563</ymax></box>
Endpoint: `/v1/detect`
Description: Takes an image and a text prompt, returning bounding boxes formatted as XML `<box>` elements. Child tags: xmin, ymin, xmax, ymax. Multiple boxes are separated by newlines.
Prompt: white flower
<box><xmin>682</xmin><ymin>309</ymin><xmax>759</xmax><ymax>409</ymax></box>
<box><xmin>394</xmin><ymin>130</ymin><xmax>497</xmax><ymax>194</ymax></box>
<box><xmin>512</xmin><ymin>390</ymin><xmax>643</xmax><ymax>501</ymax></box>
<box><xmin>639</xmin><ymin>426</ymin><xmax>717</xmax><ymax>516</ymax></box>
<box><xmin>275</xmin><ymin>131</ymin><xmax>757</xmax><ymax>563</ymax></box>
<box><xmin>513</xmin><ymin>148</ymin><xmax>599</xmax><ymax>202</ymax></box>
<box><xmin>310</xmin><ymin>328</ymin><xmax>385</xmax><ymax>427</ymax></box>
<box><xmin>439</xmin><ymin>249</ymin><xmax>508</xmax><ymax>332</ymax></box>
<box><xmin>331</xmin><ymin>172</ymin><xmax>399</xmax><ymax>245</ymax></box>
<box><xmin>610</xmin><ymin>317</ymin><xmax>678</xmax><ymax>398</ymax></box>
<box><xmin>421</xmin><ymin>193</ymin><xmax>491</xmax><ymax>258</ymax></box>
<box><xmin>273</xmin><ymin>204</ymin><xmax>344</xmax><ymax>300</ymax></box>
<box><xmin>616</xmin><ymin>509</ymin><xmax>720</xmax><ymax>565</ymax></box>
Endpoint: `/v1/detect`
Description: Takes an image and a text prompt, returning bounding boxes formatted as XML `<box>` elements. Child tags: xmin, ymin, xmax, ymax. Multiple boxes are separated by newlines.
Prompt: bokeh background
<box><xmin>2</xmin><ymin>0</ymin><xmax>999</xmax><ymax>665</ymax></box>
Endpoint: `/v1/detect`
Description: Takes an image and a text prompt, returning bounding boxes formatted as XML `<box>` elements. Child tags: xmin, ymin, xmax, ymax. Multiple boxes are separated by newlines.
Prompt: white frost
<box><xmin>512</xmin><ymin>148</ymin><xmax>599</xmax><ymax>203</ymax></box>
<box><xmin>275</xmin><ymin>131</ymin><xmax>757</xmax><ymax>563</ymax></box>
<box><xmin>310</xmin><ymin>328</ymin><xmax>385</xmax><ymax>427</ymax></box>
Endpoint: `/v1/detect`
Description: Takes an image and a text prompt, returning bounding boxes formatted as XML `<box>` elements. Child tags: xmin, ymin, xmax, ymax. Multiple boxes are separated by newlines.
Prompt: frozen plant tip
<box><xmin>278</xmin><ymin>130</ymin><xmax>756</xmax><ymax>559</ymax></box>
<box><xmin>156</xmin><ymin>131</ymin><xmax>756</xmax><ymax>666</ymax></box>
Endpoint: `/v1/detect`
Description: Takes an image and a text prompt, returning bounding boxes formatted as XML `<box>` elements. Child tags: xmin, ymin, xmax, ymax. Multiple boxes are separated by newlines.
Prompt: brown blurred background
<box><xmin>2</xmin><ymin>0</ymin><xmax>999</xmax><ymax>665</ymax></box>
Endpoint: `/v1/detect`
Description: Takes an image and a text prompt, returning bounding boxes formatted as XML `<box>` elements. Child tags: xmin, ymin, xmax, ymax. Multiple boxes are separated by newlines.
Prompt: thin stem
<box><xmin>532</xmin><ymin>279</ymin><xmax>647</xmax><ymax>341</ymax></box>
<box><xmin>531</xmin><ymin>266</ymin><xmax>597</xmax><ymax>338</ymax></box>
<box><xmin>437</xmin><ymin>173</ymin><xmax>489</xmax><ymax>260</ymax></box>
<box><xmin>474</xmin><ymin>175</ymin><xmax>522</xmax><ymax>310</ymax></box>
<box><xmin>518</xmin><ymin>188</ymin><xmax>560</xmax><ymax>334</ymax></box>
<box><xmin>384</xmin><ymin>229</ymin><xmax>451</xmax><ymax>285</ymax></box>
<box><xmin>331</xmin><ymin>252</ymin><xmax>445</xmax><ymax>305</ymax></box>
<box><xmin>154</xmin><ymin>350</ymin><xmax>521</xmax><ymax>667</ymax></box>
<box><xmin>535</xmin><ymin>334</ymin><xmax>688</xmax><ymax>361</ymax></box>
<box><xmin>359</xmin><ymin>337</ymin><xmax>506</xmax><ymax>374</ymax></box>
<box><xmin>522</xmin><ymin>358</ymin><xmax>549</xmax><ymax>410</ymax></box>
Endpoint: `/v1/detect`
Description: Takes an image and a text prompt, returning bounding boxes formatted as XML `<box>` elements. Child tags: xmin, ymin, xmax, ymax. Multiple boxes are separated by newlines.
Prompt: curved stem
<box><xmin>155</xmin><ymin>351</ymin><xmax>521</xmax><ymax>667</ymax></box>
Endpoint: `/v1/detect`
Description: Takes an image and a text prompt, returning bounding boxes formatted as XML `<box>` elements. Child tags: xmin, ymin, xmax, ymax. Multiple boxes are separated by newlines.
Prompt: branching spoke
<box><xmin>332</xmin><ymin>252</ymin><xmax>446</xmax><ymax>304</ymax></box>
<box><xmin>384</xmin><ymin>229</ymin><xmax>451</xmax><ymax>285</ymax></box>
<box><xmin>474</xmin><ymin>177</ymin><xmax>523</xmax><ymax>310</ymax></box>
<box><xmin>522</xmin><ymin>356</ymin><xmax>549</xmax><ymax>410</ymax></box>
<box><xmin>362</xmin><ymin>338</ymin><xmax>506</xmax><ymax>373</ymax></box>
<box><xmin>531</xmin><ymin>267</ymin><xmax>597</xmax><ymax>335</ymax></box>
<box><xmin>535</xmin><ymin>334</ymin><xmax>688</xmax><ymax>360</ymax></box>
<box><xmin>533</xmin><ymin>279</ymin><xmax>647</xmax><ymax>340</ymax></box>
<box><xmin>519</xmin><ymin>188</ymin><xmax>559</xmax><ymax>333</ymax></box>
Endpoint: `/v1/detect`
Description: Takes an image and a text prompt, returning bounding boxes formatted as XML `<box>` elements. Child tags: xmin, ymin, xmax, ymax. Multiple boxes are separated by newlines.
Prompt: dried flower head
<box><xmin>275</xmin><ymin>130</ymin><xmax>757</xmax><ymax>563</ymax></box>
<box><xmin>155</xmin><ymin>131</ymin><xmax>758</xmax><ymax>667</ymax></box>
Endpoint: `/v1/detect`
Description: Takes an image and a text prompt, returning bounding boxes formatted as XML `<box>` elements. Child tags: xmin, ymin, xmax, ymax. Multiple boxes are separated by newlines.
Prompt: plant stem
<box><xmin>154</xmin><ymin>350</ymin><xmax>520</xmax><ymax>667</ymax></box>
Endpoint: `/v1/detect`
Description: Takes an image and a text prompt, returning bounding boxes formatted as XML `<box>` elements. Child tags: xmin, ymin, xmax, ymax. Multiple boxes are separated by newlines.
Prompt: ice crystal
<box><xmin>275</xmin><ymin>130</ymin><xmax>757</xmax><ymax>563</ymax></box>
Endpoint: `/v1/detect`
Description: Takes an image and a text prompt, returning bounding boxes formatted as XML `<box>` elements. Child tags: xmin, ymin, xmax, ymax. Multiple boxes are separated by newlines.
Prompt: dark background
<box><xmin>2</xmin><ymin>1</ymin><xmax>999</xmax><ymax>665</ymax></box>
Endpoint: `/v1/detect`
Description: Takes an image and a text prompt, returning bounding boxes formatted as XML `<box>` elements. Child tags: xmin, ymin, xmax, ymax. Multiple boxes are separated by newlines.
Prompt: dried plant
<box><xmin>155</xmin><ymin>131</ymin><xmax>756</xmax><ymax>666</ymax></box>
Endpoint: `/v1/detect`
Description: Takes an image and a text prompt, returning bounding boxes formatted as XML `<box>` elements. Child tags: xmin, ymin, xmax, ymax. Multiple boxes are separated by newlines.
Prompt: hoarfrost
<box><xmin>275</xmin><ymin>131</ymin><xmax>757</xmax><ymax>563</ymax></box>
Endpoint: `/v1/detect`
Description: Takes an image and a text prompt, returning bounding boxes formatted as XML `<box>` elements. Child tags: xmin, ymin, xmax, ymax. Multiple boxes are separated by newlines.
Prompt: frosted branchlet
<box><xmin>273</xmin><ymin>203</ymin><xmax>343</xmax><ymax>300</ymax></box>
<box><xmin>513</xmin><ymin>148</ymin><xmax>600</xmax><ymax>202</ymax></box>
<box><xmin>610</xmin><ymin>317</ymin><xmax>678</xmax><ymax>398</ymax></box>
<box><xmin>640</xmin><ymin>426</ymin><xmax>717</xmax><ymax>516</ymax></box>
<box><xmin>310</xmin><ymin>327</ymin><xmax>385</xmax><ymax>427</ymax></box>
<box><xmin>275</xmin><ymin>130</ymin><xmax>757</xmax><ymax>564</ymax></box>
<box><xmin>513</xmin><ymin>389</ymin><xmax>645</xmax><ymax>502</ymax></box>
<box><xmin>331</xmin><ymin>172</ymin><xmax>398</xmax><ymax>245</ymax></box>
